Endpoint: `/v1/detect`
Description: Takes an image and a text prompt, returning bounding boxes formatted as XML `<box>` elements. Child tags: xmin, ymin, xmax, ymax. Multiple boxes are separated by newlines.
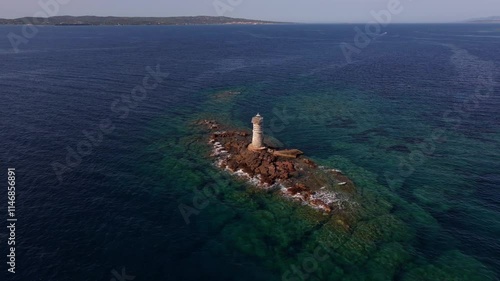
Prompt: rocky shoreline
<box><xmin>197</xmin><ymin>119</ymin><xmax>358</xmax><ymax>214</ymax></box>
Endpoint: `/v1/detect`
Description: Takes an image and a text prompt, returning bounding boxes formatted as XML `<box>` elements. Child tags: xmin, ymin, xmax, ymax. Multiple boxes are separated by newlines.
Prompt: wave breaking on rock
<box><xmin>198</xmin><ymin>119</ymin><xmax>358</xmax><ymax>214</ymax></box>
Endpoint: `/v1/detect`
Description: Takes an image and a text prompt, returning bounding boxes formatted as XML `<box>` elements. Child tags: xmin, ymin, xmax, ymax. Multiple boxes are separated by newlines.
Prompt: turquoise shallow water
<box><xmin>154</xmin><ymin>78</ymin><xmax>498</xmax><ymax>280</ymax></box>
<box><xmin>0</xmin><ymin>24</ymin><xmax>499</xmax><ymax>280</ymax></box>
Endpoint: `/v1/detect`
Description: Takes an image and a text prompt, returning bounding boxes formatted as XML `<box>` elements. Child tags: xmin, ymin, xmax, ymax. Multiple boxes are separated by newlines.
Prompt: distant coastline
<box><xmin>468</xmin><ymin>20</ymin><xmax>500</xmax><ymax>23</ymax></box>
<box><xmin>2</xmin><ymin>15</ymin><xmax>499</xmax><ymax>26</ymax></box>
<box><xmin>467</xmin><ymin>16</ymin><xmax>500</xmax><ymax>23</ymax></box>
<box><xmin>0</xmin><ymin>15</ymin><xmax>284</xmax><ymax>26</ymax></box>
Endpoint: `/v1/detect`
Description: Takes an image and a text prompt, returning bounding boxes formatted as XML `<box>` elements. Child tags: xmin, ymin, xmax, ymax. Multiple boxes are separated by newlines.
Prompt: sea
<box><xmin>0</xmin><ymin>24</ymin><xmax>499</xmax><ymax>281</ymax></box>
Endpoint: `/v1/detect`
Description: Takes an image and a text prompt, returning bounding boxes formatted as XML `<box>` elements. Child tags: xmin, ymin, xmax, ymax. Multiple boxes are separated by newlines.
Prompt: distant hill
<box><xmin>0</xmin><ymin>15</ymin><xmax>282</xmax><ymax>26</ymax></box>
<box><xmin>467</xmin><ymin>16</ymin><xmax>500</xmax><ymax>23</ymax></box>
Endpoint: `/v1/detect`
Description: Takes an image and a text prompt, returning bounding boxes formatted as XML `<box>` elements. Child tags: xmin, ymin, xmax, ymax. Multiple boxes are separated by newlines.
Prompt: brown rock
<box><xmin>303</xmin><ymin>158</ymin><xmax>317</xmax><ymax>168</ymax></box>
<box><xmin>199</xmin><ymin>118</ymin><xmax>355</xmax><ymax>214</ymax></box>
<box><xmin>287</xmin><ymin>183</ymin><xmax>308</xmax><ymax>195</ymax></box>
<box><xmin>256</xmin><ymin>165</ymin><xmax>268</xmax><ymax>176</ymax></box>
<box><xmin>268</xmin><ymin>164</ymin><xmax>276</xmax><ymax>176</ymax></box>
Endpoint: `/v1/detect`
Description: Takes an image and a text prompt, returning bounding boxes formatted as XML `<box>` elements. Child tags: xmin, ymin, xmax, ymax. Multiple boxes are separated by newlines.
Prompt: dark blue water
<box><xmin>0</xmin><ymin>24</ymin><xmax>499</xmax><ymax>281</ymax></box>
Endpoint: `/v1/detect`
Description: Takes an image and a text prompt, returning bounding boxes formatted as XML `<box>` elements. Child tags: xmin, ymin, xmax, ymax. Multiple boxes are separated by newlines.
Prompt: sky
<box><xmin>1</xmin><ymin>0</ymin><xmax>499</xmax><ymax>23</ymax></box>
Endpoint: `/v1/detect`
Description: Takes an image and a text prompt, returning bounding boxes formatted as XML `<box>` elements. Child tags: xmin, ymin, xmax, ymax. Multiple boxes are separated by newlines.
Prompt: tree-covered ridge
<box><xmin>0</xmin><ymin>15</ymin><xmax>282</xmax><ymax>26</ymax></box>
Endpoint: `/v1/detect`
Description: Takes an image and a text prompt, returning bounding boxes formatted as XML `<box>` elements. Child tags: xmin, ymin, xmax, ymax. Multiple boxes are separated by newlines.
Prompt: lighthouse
<box><xmin>249</xmin><ymin>113</ymin><xmax>265</xmax><ymax>151</ymax></box>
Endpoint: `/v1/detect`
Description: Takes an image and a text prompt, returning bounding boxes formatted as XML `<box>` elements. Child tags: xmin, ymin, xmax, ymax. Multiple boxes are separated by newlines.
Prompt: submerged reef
<box><xmin>157</xmin><ymin>88</ymin><xmax>496</xmax><ymax>281</ymax></box>
<box><xmin>197</xmin><ymin>119</ymin><xmax>358</xmax><ymax>215</ymax></box>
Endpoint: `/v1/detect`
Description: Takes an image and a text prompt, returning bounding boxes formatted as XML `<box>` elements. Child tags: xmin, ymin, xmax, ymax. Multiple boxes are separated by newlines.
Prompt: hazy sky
<box><xmin>2</xmin><ymin>0</ymin><xmax>499</xmax><ymax>23</ymax></box>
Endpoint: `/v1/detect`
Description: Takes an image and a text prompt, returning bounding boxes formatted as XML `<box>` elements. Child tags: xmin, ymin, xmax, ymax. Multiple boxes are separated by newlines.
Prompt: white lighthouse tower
<box><xmin>249</xmin><ymin>113</ymin><xmax>265</xmax><ymax>151</ymax></box>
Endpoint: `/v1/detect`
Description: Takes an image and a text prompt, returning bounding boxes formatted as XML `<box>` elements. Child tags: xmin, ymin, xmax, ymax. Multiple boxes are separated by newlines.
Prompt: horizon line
<box><xmin>0</xmin><ymin>14</ymin><xmax>495</xmax><ymax>24</ymax></box>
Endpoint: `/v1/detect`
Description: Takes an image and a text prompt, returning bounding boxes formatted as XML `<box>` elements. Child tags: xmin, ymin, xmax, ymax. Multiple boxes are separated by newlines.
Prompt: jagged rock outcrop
<box><xmin>197</xmin><ymin>119</ymin><xmax>357</xmax><ymax>214</ymax></box>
